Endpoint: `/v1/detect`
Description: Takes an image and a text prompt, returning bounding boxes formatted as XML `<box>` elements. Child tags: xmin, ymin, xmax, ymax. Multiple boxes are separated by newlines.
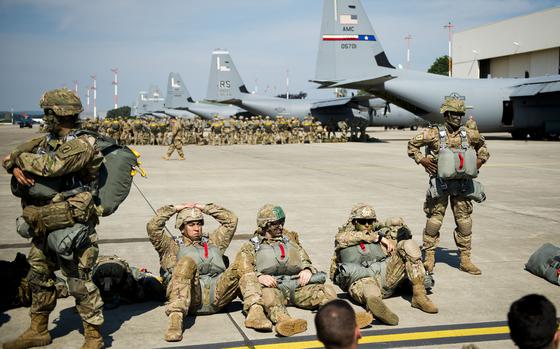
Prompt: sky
<box><xmin>0</xmin><ymin>0</ymin><xmax>558</xmax><ymax>111</ymax></box>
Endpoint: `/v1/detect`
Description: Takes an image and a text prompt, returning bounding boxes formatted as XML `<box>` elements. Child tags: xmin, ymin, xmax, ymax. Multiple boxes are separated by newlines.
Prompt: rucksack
<box><xmin>525</xmin><ymin>243</ymin><xmax>560</xmax><ymax>286</ymax></box>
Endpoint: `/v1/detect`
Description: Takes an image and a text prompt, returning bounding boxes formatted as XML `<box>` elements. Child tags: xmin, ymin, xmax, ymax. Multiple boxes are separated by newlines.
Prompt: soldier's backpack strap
<box><xmin>459</xmin><ymin>126</ymin><xmax>469</xmax><ymax>149</ymax></box>
<box><xmin>437</xmin><ymin>125</ymin><xmax>447</xmax><ymax>150</ymax></box>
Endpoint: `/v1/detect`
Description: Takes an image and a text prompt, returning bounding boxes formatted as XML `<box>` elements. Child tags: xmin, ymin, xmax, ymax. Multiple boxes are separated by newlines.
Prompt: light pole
<box><xmin>444</xmin><ymin>22</ymin><xmax>454</xmax><ymax>77</ymax></box>
<box><xmin>404</xmin><ymin>34</ymin><xmax>412</xmax><ymax>69</ymax></box>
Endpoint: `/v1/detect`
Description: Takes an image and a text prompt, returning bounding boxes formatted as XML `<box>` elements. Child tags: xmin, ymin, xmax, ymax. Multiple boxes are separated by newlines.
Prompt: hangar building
<box><xmin>452</xmin><ymin>7</ymin><xmax>560</xmax><ymax>79</ymax></box>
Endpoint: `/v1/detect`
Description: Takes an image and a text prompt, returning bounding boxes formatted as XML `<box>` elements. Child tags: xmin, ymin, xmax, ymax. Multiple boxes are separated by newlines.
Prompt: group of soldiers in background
<box><xmin>78</xmin><ymin>115</ymin><xmax>370</xmax><ymax>146</ymax></box>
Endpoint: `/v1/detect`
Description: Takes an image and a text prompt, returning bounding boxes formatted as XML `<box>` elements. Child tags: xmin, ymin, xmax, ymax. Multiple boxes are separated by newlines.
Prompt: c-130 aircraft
<box><xmin>312</xmin><ymin>0</ymin><xmax>560</xmax><ymax>139</ymax></box>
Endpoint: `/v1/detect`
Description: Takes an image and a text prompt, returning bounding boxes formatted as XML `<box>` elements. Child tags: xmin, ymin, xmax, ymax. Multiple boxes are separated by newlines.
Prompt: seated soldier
<box><xmin>236</xmin><ymin>204</ymin><xmax>372</xmax><ymax>337</ymax></box>
<box><xmin>330</xmin><ymin>204</ymin><xmax>438</xmax><ymax>326</ymax></box>
<box><xmin>146</xmin><ymin>202</ymin><xmax>239</xmax><ymax>342</ymax></box>
<box><xmin>92</xmin><ymin>255</ymin><xmax>166</xmax><ymax>309</ymax></box>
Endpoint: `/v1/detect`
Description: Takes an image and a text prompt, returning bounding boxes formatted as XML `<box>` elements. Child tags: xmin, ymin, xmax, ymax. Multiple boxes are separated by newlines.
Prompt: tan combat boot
<box><xmin>178</xmin><ymin>155</ymin><xmax>185</xmax><ymax>161</ymax></box>
<box><xmin>81</xmin><ymin>322</ymin><xmax>104</xmax><ymax>349</ymax></box>
<box><xmin>244</xmin><ymin>305</ymin><xmax>273</xmax><ymax>331</ymax></box>
<box><xmin>355</xmin><ymin>311</ymin><xmax>374</xmax><ymax>329</ymax></box>
<box><xmin>2</xmin><ymin>313</ymin><xmax>51</xmax><ymax>349</ymax></box>
<box><xmin>366</xmin><ymin>297</ymin><xmax>399</xmax><ymax>326</ymax></box>
<box><xmin>161</xmin><ymin>155</ymin><xmax>170</xmax><ymax>160</ymax></box>
<box><xmin>164</xmin><ymin>312</ymin><xmax>183</xmax><ymax>342</ymax></box>
<box><xmin>423</xmin><ymin>250</ymin><xmax>435</xmax><ymax>274</ymax></box>
<box><xmin>275</xmin><ymin>314</ymin><xmax>307</xmax><ymax>337</ymax></box>
<box><xmin>411</xmin><ymin>284</ymin><xmax>439</xmax><ymax>314</ymax></box>
<box><xmin>459</xmin><ymin>253</ymin><xmax>481</xmax><ymax>275</ymax></box>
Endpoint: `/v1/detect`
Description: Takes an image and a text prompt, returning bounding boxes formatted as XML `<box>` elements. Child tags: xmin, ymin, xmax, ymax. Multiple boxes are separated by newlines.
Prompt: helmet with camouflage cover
<box><xmin>175</xmin><ymin>208</ymin><xmax>204</xmax><ymax>229</ymax></box>
<box><xmin>440</xmin><ymin>98</ymin><xmax>465</xmax><ymax>115</ymax></box>
<box><xmin>39</xmin><ymin>88</ymin><xmax>83</xmax><ymax>116</ymax></box>
<box><xmin>349</xmin><ymin>203</ymin><xmax>377</xmax><ymax>221</ymax></box>
<box><xmin>256</xmin><ymin>204</ymin><xmax>286</xmax><ymax>228</ymax></box>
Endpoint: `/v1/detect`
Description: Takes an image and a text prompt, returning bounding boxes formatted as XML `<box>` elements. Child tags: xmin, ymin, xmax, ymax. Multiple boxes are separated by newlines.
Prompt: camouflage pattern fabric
<box><xmin>39</xmin><ymin>88</ymin><xmax>83</xmax><ymax>116</ymax></box>
<box><xmin>165</xmin><ymin>118</ymin><xmax>185</xmax><ymax>158</ymax></box>
<box><xmin>407</xmin><ymin>121</ymin><xmax>490</xmax><ymax>255</ymax></box>
<box><xmin>236</xmin><ymin>230</ymin><xmax>334</xmax><ymax>323</ymax></box>
<box><xmin>439</xmin><ymin>98</ymin><xmax>466</xmax><ymax>114</ymax></box>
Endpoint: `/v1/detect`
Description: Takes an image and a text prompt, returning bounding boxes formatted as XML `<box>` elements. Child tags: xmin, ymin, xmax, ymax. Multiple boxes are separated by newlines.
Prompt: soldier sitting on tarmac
<box><xmin>146</xmin><ymin>202</ymin><xmax>239</xmax><ymax>342</ymax></box>
<box><xmin>330</xmin><ymin>204</ymin><xmax>438</xmax><ymax>326</ymax></box>
<box><xmin>235</xmin><ymin>204</ymin><xmax>372</xmax><ymax>337</ymax></box>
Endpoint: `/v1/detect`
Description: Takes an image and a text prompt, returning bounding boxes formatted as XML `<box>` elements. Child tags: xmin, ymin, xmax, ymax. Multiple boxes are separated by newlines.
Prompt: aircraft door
<box><xmin>501</xmin><ymin>100</ymin><xmax>514</xmax><ymax>126</ymax></box>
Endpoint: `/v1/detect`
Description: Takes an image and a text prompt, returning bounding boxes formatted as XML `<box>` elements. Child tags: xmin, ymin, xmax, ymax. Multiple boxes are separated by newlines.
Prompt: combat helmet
<box><xmin>175</xmin><ymin>208</ymin><xmax>204</xmax><ymax>229</ymax></box>
<box><xmin>256</xmin><ymin>204</ymin><xmax>286</xmax><ymax>228</ymax></box>
<box><xmin>349</xmin><ymin>203</ymin><xmax>377</xmax><ymax>221</ymax></box>
<box><xmin>39</xmin><ymin>88</ymin><xmax>83</xmax><ymax>116</ymax></box>
<box><xmin>439</xmin><ymin>98</ymin><xmax>465</xmax><ymax>115</ymax></box>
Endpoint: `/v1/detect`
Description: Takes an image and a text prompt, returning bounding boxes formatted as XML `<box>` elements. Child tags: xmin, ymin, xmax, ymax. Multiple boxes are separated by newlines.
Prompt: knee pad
<box><xmin>456</xmin><ymin>219</ymin><xmax>472</xmax><ymax>236</ymax></box>
<box><xmin>402</xmin><ymin>240</ymin><xmax>422</xmax><ymax>262</ymax></box>
<box><xmin>424</xmin><ymin>219</ymin><xmax>442</xmax><ymax>237</ymax></box>
<box><xmin>174</xmin><ymin>257</ymin><xmax>197</xmax><ymax>278</ymax></box>
<box><xmin>67</xmin><ymin>277</ymin><xmax>89</xmax><ymax>300</ymax></box>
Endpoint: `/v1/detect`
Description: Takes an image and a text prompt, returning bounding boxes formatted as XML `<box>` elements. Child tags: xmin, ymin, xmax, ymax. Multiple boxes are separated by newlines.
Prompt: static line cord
<box><xmin>133</xmin><ymin>179</ymin><xmax>255</xmax><ymax>348</ymax></box>
<box><xmin>132</xmin><ymin>179</ymin><xmax>175</xmax><ymax>238</ymax></box>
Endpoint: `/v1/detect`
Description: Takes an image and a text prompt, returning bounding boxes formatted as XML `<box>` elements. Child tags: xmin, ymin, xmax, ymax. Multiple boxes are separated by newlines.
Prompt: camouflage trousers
<box><xmin>261</xmin><ymin>283</ymin><xmax>336</xmax><ymax>324</ymax></box>
<box><xmin>27</xmin><ymin>233</ymin><xmax>104</xmax><ymax>325</ymax></box>
<box><xmin>165</xmin><ymin>256</ymin><xmax>239</xmax><ymax>316</ymax></box>
<box><xmin>165</xmin><ymin>139</ymin><xmax>185</xmax><ymax>158</ymax></box>
<box><xmin>423</xmin><ymin>195</ymin><xmax>473</xmax><ymax>255</ymax></box>
<box><xmin>348</xmin><ymin>239</ymin><xmax>425</xmax><ymax>304</ymax></box>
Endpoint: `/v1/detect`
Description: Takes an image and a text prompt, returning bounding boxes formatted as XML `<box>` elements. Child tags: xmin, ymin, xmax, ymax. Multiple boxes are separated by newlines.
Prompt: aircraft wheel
<box><xmin>410</xmin><ymin>126</ymin><xmax>418</xmax><ymax>131</ymax></box>
<box><xmin>510</xmin><ymin>130</ymin><xmax>527</xmax><ymax>140</ymax></box>
<box><xmin>529</xmin><ymin>130</ymin><xmax>545</xmax><ymax>140</ymax></box>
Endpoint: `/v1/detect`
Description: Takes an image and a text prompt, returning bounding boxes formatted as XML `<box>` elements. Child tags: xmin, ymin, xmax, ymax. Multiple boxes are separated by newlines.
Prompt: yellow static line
<box><xmin>226</xmin><ymin>326</ymin><xmax>510</xmax><ymax>349</ymax></box>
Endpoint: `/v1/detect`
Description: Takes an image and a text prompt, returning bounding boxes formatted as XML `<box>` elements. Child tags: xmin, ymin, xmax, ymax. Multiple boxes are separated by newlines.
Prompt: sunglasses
<box><xmin>267</xmin><ymin>218</ymin><xmax>285</xmax><ymax>227</ymax></box>
<box><xmin>355</xmin><ymin>219</ymin><xmax>375</xmax><ymax>226</ymax></box>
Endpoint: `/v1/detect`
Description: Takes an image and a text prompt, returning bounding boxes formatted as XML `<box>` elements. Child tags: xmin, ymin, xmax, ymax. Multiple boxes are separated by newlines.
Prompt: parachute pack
<box><xmin>11</xmin><ymin>129</ymin><xmax>146</xmax><ymax>218</ymax></box>
<box><xmin>73</xmin><ymin>130</ymin><xmax>147</xmax><ymax>216</ymax></box>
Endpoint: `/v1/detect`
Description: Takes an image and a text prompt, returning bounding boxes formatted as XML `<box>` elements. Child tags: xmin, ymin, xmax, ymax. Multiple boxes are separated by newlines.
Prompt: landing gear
<box><xmin>511</xmin><ymin>130</ymin><xmax>528</xmax><ymax>140</ymax></box>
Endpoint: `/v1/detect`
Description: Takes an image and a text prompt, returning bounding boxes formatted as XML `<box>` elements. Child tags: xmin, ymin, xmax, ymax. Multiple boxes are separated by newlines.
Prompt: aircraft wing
<box><xmin>510</xmin><ymin>76</ymin><xmax>560</xmax><ymax>97</ymax></box>
<box><xmin>312</xmin><ymin>75</ymin><xmax>395</xmax><ymax>90</ymax></box>
<box><xmin>310</xmin><ymin>97</ymin><xmax>353</xmax><ymax>109</ymax></box>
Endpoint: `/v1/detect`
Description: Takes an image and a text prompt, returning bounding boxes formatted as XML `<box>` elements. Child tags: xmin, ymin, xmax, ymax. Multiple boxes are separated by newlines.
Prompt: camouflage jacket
<box><xmin>236</xmin><ymin>229</ymin><xmax>318</xmax><ymax>278</ymax></box>
<box><xmin>146</xmin><ymin>203</ymin><xmax>238</xmax><ymax>274</ymax></box>
<box><xmin>5</xmin><ymin>132</ymin><xmax>102</xmax><ymax>189</ymax></box>
<box><xmin>407</xmin><ymin>124</ymin><xmax>490</xmax><ymax>166</ymax></box>
<box><xmin>170</xmin><ymin>120</ymin><xmax>184</xmax><ymax>140</ymax></box>
<box><xmin>329</xmin><ymin>222</ymin><xmax>389</xmax><ymax>279</ymax></box>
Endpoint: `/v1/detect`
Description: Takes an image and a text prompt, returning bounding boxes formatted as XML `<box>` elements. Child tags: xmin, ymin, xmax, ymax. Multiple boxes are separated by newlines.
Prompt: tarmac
<box><xmin>0</xmin><ymin>124</ymin><xmax>559</xmax><ymax>349</ymax></box>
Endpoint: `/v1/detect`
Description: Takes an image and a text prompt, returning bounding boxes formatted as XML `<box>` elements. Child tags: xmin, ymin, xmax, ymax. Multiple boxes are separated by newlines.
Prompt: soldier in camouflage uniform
<box><xmin>407</xmin><ymin>97</ymin><xmax>490</xmax><ymax>275</ymax></box>
<box><xmin>162</xmin><ymin>116</ymin><xmax>185</xmax><ymax>160</ymax></box>
<box><xmin>235</xmin><ymin>205</ymin><xmax>371</xmax><ymax>337</ymax></box>
<box><xmin>330</xmin><ymin>204</ymin><xmax>438</xmax><ymax>326</ymax></box>
<box><xmin>146</xmin><ymin>202</ymin><xmax>239</xmax><ymax>342</ymax></box>
<box><xmin>2</xmin><ymin>88</ymin><xmax>105</xmax><ymax>349</ymax></box>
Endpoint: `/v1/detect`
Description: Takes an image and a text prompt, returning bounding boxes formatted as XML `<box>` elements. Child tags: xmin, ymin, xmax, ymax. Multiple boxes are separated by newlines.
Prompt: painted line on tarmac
<box><xmin>0</xmin><ymin>234</ymin><xmax>254</xmax><ymax>250</ymax></box>
<box><xmin>162</xmin><ymin>320</ymin><xmax>511</xmax><ymax>349</ymax></box>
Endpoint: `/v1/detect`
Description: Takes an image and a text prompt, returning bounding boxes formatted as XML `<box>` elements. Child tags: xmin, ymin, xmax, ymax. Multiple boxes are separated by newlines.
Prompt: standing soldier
<box><xmin>407</xmin><ymin>96</ymin><xmax>490</xmax><ymax>275</ymax></box>
<box><xmin>330</xmin><ymin>204</ymin><xmax>438</xmax><ymax>326</ymax></box>
<box><xmin>338</xmin><ymin>120</ymin><xmax>349</xmax><ymax>142</ymax></box>
<box><xmin>210</xmin><ymin>116</ymin><xmax>224</xmax><ymax>146</ymax></box>
<box><xmin>146</xmin><ymin>202</ymin><xmax>239</xmax><ymax>342</ymax></box>
<box><xmin>2</xmin><ymin>88</ymin><xmax>105</xmax><ymax>349</ymax></box>
<box><xmin>162</xmin><ymin>116</ymin><xmax>185</xmax><ymax>160</ymax></box>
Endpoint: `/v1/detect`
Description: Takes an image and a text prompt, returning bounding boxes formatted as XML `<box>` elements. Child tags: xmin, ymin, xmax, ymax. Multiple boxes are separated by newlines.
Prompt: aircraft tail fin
<box><xmin>165</xmin><ymin>72</ymin><xmax>194</xmax><ymax>109</ymax></box>
<box><xmin>314</xmin><ymin>0</ymin><xmax>394</xmax><ymax>83</ymax></box>
<box><xmin>206</xmin><ymin>49</ymin><xmax>250</xmax><ymax>102</ymax></box>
